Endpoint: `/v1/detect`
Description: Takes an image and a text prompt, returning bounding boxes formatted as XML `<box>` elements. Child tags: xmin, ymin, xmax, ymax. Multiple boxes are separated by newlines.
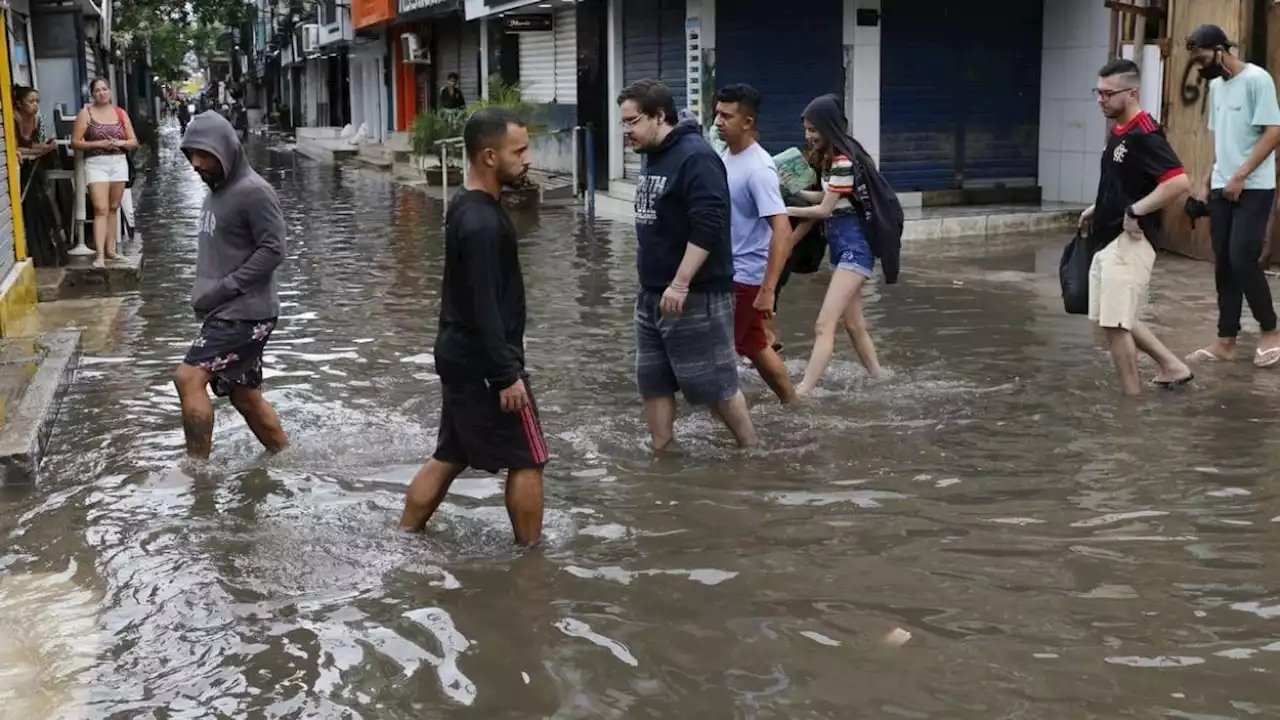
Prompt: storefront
<box><xmin>316</xmin><ymin>0</ymin><xmax>354</xmax><ymax>127</ymax></box>
<box><xmin>715</xmin><ymin>0</ymin><xmax>843</xmax><ymax>156</ymax></box>
<box><xmin>7</xmin><ymin>1</ymin><xmax>38</xmax><ymax>88</ymax></box>
<box><xmin>352</xmin><ymin>0</ymin><xmax>395</xmax><ymax>143</ymax></box>
<box><xmin>879</xmin><ymin>0</ymin><xmax>1043</xmax><ymax>192</ymax></box>
<box><xmin>391</xmin><ymin>0</ymin><xmax>462</xmax><ymax>131</ymax></box>
<box><xmin>505</xmin><ymin>6</ymin><xmax>576</xmax><ymax>104</ymax></box>
<box><xmin>0</xmin><ymin>8</ymin><xmax>31</xmax><ymax>330</ymax></box>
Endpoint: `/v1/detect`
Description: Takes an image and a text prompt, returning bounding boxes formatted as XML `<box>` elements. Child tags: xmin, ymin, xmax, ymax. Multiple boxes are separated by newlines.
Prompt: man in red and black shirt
<box><xmin>1078</xmin><ymin>59</ymin><xmax>1194</xmax><ymax>396</ymax></box>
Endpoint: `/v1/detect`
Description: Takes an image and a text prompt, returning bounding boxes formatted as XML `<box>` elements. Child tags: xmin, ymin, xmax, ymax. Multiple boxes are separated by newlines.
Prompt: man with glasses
<box><xmin>1078</xmin><ymin>59</ymin><xmax>1194</xmax><ymax>396</ymax></box>
<box><xmin>617</xmin><ymin>78</ymin><xmax>756</xmax><ymax>449</ymax></box>
<box><xmin>1185</xmin><ymin>24</ymin><xmax>1280</xmax><ymax>369</ymax></box>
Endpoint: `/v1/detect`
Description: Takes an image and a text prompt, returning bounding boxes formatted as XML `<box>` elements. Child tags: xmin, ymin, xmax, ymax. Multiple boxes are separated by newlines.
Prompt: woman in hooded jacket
<box><xmin>786</xmin><ymin>95</ymin><xmax>885</xmax><ymax>393</ymax></box>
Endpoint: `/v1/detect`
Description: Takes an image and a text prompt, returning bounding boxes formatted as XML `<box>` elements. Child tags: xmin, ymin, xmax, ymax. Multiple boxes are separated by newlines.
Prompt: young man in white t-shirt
<box><xmin>1186</xmin><ymin>24</ymin><xmax>1280</xmax><ymax>369</ymax></box>
<box><xmin>714</xmin><ymin>84</ymin><xmax>797</xmax><ymax>403</ymax></box>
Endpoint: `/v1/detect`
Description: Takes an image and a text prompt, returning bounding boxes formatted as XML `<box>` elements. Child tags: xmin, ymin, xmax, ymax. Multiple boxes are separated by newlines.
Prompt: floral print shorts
<box><xmin>183</xmin><ymin>317</ymin><xmax>278</xmax><ymax>397</ymax></box>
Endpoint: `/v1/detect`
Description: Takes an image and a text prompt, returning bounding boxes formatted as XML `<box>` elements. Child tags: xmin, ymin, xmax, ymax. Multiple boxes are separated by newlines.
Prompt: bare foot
<box><xmin>795</xmin><ymin>382</ymin><xmax>815</xmax><ymax>397</ymax></box>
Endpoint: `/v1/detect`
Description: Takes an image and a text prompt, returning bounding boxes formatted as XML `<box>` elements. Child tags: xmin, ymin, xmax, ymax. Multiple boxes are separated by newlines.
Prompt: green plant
<box><xmin>465</xmin><ymin>76</ymin><xmax>546</xmax><ymax>134</ymax></box>
<box><xmin>408</xmin><ymin>111</ymin><xmax>465</xmax><ymax>157</ymax></box>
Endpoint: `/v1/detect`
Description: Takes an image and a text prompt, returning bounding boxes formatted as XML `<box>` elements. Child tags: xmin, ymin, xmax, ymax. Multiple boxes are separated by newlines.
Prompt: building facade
<box><xmin>351</xmin><ymin>0</ymin><xmax>395</xmax><ymax>143</ymax></box>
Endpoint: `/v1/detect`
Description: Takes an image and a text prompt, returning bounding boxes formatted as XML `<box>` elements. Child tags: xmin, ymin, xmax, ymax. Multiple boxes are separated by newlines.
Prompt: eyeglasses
<box><xmin>619</xmin><ymin>115</ymin><xmax>645</xmax><ymax>128</ymax></box>
<box><xmin>1092</xmin><ymin>88</ymin><xmax>1136</xmax><ymax>101</ymax></box>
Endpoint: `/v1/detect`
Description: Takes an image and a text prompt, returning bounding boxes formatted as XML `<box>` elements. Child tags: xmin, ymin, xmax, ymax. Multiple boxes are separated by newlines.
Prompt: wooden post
<box><xmin>1134</xmin><ymin>0</ymin><xmax>1148</xmax><ymax>70</ymax></box>
<box><xmin>1160</xmin><ymin>0</ymin><xmax>1249</xmax><ymax>260</ymax></box>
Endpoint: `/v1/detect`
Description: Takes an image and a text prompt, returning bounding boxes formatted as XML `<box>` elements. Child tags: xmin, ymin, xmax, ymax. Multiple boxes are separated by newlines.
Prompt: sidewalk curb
<box><xmin>0</xmin><ymin>331</ymin><xmax>81</xmax><ymax>485</ymax></box>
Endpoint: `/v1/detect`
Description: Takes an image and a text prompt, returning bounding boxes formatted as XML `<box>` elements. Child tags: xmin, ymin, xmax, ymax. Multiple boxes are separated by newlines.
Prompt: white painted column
<box><xmin>479</xmin><ymin>17</ymin><xmax>491</xmax><ymax>100</ymax></box>
<box><xmin>1038</xmin><ymin>0</ymin><xmax>1111</xmax><ymax>204</ymax></box>
<box><xmin>843</xmin><ymin>0</ymin><xmax>881</xmax><ymax>168</ymax></box>
<box><xmin>606</xmin><ymin>0</ymin><xmax>623</xmax><ymax>181</ymax></box>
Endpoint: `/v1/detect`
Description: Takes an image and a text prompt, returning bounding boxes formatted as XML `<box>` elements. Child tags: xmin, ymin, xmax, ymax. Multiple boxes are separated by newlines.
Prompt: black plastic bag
<box><xmin>788</xmin><ymin>218</ymin><xmax>827</xmax><ymax>275</ymax></box>
<box><xmin>1059</xmin><ymin>229</ymin><xmax>1092</xmax><ymax>315</ymax></box>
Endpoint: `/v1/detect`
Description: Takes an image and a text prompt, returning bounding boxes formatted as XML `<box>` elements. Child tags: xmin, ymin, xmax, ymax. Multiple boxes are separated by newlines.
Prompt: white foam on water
<box><xmin>1230</xmin><ymin>602</ymin><xmax>1280</xmax><ymax>620</ymax></box>
<box><xmin>1206</xmin><ymin>487</ymin><xmax>1252</xmax><ymax>498</ymax></box>
<box><xmin>403</xmin><ymin>607</ymin><xmax>477</xmax><ymax>706</ymax></box>
<box><xmin>1104</xmin><ymin>655</ymin><xmax>1205</xmax><ymax>668</ymax></box>
<box><xmin>555</xmin><ymin>618</ymin><xmax>638</xmax><ymax>667</ymax></box>
<box><xmin>767</xmin><ymin>490</ymin><xmax>909</xmax><ymax>508</ymax></box>
<box><xmin>400</xmin><ymin>353</ymin><xmax>435</xmax><ymax>365</ymax></box>
<box><xmin>580</xmin><ymin>523</ymin><xmax>630</xmax><ymax>541</ymax></box>
<box><xmin>1071</xmin><ymin>510</ymin><xmax>1169</xmax><ymax>528</ymax></box>
<box><xmin>988</xmin><ymin>517</ymin><xmax>1046</xmax><ymax>526</ymax></box>
<box><xmin>1215</xmin><ymin>648</ymin><xmax>1258</xmax><ymax>659</ymax></box>
<box><xmin>564</xmin><ymin>565</ymin><xmax>738</xmax><ymax>586</ymax></box>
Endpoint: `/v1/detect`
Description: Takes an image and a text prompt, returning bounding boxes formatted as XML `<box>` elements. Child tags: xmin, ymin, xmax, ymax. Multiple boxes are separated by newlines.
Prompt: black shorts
<box><xmin>183</xmin><ymin>317</ymin><xmax>278</xmax><ymax>398</ymax></box>
<box><xmin>433</xmin><ymin>376</ymin><xmax>549</xmax><ymax>473</ymax></box>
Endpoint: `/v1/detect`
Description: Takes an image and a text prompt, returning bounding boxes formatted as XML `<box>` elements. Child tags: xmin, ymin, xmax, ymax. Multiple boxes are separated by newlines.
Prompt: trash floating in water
<box><xmin>883</xmin><ymin>628</ymin><xmax>912</xmax><ymax>647</ymax></box>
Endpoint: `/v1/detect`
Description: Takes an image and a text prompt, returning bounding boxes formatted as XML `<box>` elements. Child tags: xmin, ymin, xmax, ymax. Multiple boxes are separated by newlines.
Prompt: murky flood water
<box><xmin>3</xmin><ymin>128</ymin><xmax>1280</xmax><ymax>719</ymax></box>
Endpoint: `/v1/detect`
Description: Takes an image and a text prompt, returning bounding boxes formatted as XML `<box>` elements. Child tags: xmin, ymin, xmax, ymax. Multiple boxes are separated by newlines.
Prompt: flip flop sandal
<box><xmin>1153</xmin><ymin>373</ymin><xmax>1195</xmax><ymax>388</ymax></box>
<box><xmin>1256</xmin><ymin>347</ymin><xmax>1280</xmax><ymax>368</ymax></box>
<box><xmin>1187</xmin><ymin>348</ymin><xmax>1225</xmax><ymax>363</ymax></box>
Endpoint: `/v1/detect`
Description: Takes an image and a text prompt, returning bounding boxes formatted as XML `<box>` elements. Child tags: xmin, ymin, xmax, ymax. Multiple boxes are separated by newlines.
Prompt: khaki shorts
<box><xmin>1088</xmin><ymin>233</ymin><xmax>1156</xmax><ymax>330</ymax></box>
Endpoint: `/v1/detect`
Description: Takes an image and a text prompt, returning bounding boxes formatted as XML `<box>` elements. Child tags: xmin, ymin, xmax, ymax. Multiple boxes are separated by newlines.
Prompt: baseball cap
<box><xmin>1187</xmin><ymin>24</ymin><xmax>1236</xmax><ymax>51</ymax></box>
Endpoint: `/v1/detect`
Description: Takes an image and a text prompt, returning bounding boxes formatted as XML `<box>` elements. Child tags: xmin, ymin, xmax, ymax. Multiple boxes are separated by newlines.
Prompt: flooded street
<box><xmin>4</xmin><ymin>128</ymin><xmax>1280</xmax><ymax>718</ymax></box>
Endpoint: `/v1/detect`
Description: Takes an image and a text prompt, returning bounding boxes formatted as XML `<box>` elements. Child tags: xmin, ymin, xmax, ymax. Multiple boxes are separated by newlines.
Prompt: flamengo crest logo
<box><xmin>1112</xmin><ymin>142</ymin><xmax>1128</xmax><ymax>164</ymax></box>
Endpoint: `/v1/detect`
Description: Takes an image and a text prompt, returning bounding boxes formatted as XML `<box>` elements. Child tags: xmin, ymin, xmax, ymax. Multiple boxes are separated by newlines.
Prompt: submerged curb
<box><xmin>0</xmin><ymin>331</ymin><xmax>82</xmax><ymax>485</ymax></box>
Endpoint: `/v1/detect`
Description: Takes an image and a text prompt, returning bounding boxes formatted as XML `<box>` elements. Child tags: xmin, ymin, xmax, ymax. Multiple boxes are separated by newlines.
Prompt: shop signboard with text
<box><xmin>353</xmin><ymin>0</ymin><xmax>396</xmax><ymax>28</ymax></box>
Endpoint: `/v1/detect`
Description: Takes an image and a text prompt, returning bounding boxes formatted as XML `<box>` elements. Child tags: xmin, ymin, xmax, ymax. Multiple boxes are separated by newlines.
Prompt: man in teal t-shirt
<box><xmin>1187</xmin><ymin>24</ymin><xmax>1280</xmax><ymax>369</ymax></box>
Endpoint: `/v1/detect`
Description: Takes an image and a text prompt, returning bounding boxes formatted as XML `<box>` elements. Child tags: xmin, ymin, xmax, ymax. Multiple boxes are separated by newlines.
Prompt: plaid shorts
<box><xmin>183</xmin><ymin>317</ymin><xmax>278</xmax><ymax>397</ymax></box>
<box><xmin>634</xmin><ymin>290</ymin><xmax>739</xmax><ymax>406</ymax></box>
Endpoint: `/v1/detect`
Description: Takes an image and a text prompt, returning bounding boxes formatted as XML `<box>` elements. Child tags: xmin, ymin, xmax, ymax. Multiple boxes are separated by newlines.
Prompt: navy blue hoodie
<box><xmin>633</xmin><ymin>122</ymin><xmax>734</xmax><ymax>293</ymax></box>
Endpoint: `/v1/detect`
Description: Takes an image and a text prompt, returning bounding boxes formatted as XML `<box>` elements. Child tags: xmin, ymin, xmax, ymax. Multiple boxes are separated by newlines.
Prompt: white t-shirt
<box><xmin>720</xmin><ymin>142</ymin><xmax>787</xmax><ymax>286</ymax></box>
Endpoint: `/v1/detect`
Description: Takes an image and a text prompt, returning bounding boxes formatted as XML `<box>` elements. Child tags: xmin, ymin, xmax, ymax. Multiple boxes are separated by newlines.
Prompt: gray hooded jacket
<box><xmin>180</xmin><ymin>111</ymin><xmax>285</xmax><ymax>320</ymax></box>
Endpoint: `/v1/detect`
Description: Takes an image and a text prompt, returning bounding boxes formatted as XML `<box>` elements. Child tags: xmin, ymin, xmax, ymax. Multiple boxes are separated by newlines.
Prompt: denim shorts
<box><xmin>827</xmin><ymin>214</ymin><xmax>875</xmax><ymax>278</ymax></box>
<box><xmin>634</xmin><ymin>290</ymin><xmax>740</xmax><ymax>406</ymax></box>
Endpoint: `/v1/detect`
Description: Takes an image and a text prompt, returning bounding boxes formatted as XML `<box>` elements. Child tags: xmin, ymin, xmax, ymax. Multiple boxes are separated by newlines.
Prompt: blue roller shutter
<box><xmin>881</xmin><ymin>2</ymin><xmax>959</xmax><ymax>191</ymax></box>
<box><xmin>621</xmin><ymin>0</ymin><xmax>686</xmax><ymax>179</ymax></box>
<box><xmin>716</xmin><ymin>0</ymin><xmax>843</xmax><ymax>157</ymax></box>
<box><xmin>958</xmin><ymin>0</ymin><xmax>1042</xmax><ymax>186</ymax></box>
<box><xmin>881</xmin><ymin>0</ymin><xmax>1041</xmax><ymax>192</ymax></box>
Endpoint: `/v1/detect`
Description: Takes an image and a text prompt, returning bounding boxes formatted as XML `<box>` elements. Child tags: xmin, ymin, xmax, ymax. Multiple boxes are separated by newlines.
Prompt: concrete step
<box><xmin>356</xmin><ymin>143</ymin><xmax>394</xmax><ymax>169</ymax></box>
<box><xmin>527</xmin><ymin>169</ymin><xmax>575</xmax><ymax>201</ymax></box>
<box><xmin>40</xmin><ymin>245</ymin><xmax>144</xmax><ymax>301</ymax></box>
<box><xmin>0</xmin><ymin>331</ymin><xmax>80</xmax><ymax>485</ymax></box>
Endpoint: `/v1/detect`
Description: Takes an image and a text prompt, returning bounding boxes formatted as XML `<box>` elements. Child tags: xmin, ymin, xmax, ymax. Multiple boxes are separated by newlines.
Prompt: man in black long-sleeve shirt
<box><xmin>398</xmin><ymin>107</ymin><xmax>546</xmax><ymax>546</ymax></box>
<box><xmin>618</xmin><ymin>79</ymin><xmax>757</xmax><ymax>449</ymax></box>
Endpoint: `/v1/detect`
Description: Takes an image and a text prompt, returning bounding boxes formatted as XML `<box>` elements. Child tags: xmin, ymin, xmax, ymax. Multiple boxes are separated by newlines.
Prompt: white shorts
<box><xmin>85</xmin><ymin>153</ymin><xmax>129</xmax><ymax>184</ymax></box>
<box><xmin>1088</xmin><ymin>233</ymin><xmax>1156</xmax><ymax>330</ymax></box>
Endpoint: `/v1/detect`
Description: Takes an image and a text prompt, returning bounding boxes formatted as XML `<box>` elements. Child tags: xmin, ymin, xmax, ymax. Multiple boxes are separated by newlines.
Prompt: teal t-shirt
<box><xmin>1209</xmin><ymin>63</ymin><xmax>1280</xmax><ymax>190</ymax></box>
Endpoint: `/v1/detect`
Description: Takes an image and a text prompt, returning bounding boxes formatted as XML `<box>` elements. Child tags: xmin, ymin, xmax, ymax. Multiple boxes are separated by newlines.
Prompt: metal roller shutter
<box><xmin>621</xmin><ymin>0</ymin><xmax>686</xmax><ymax>179</ymax></box>
<box><xmin>458</xmin><ymin>21</ymin><xmax>481</xmax><ymax>103</ymax></box>
<box><xmin>435</xmin><ymin>21</ymin><xmax>461</xmax><ymax>99</ymax></box>
<box><xmin>0</xmin><ymin>117</ymin><xmax>14</xmax><ymax>280</ymax></box>
<box><xmin>715</xmin><ymin>0</ymin><xmax>842</xmax><ymax>156</ymax></box>
<box><xmin>518</xmin><ymin>27</ymin><xmax>556</xmax><ymax>103</ymax></box>
<box><xmin>518</xmin><ymin>7</ymin><xmax>577</xmax><ymax>104</ymax></box>
<box><xmin>552</xmin><ymin>7</ymin><xmax>576</xmax><ymax>103</ymax></box>
<box><xmin>881</xmin><ymin>0</ymin><xmax>1041</xmax><ymax>191</ymax></box>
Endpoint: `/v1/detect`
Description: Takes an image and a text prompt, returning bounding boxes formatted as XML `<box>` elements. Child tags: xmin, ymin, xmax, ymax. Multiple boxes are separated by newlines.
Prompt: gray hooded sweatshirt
<box><xmin>180</xmin><ymin>111</ymin><xmax>286</xmax><ymax>321</ymax></box>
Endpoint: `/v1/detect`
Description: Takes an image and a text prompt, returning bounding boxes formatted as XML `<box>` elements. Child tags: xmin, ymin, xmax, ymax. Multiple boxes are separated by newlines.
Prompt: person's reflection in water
<box><xmin>13</xmin><ymin>85</ymin><xmax>68</xmax><ymax>267</ymax></box>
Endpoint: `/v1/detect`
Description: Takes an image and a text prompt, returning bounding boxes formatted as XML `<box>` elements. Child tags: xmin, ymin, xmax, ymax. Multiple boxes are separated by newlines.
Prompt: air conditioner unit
<box><xmin>400</xmin><ymin>33</ymin><xmax>429</xmax><ymax>64</ymax></box>
<box><xmin>302</xmin><ymin>24</ymin><xmax>320</xmax><ymax>55</ymax></box>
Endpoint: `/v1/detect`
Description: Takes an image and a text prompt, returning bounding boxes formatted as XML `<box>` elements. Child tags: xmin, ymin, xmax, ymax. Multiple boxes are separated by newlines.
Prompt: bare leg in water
<box><xmin>797</xmin><ymin>269</ymin><xmax>881</xmax><ymax>395</ymax></box>
<box><xmin>399</xmin><ymin>459</ymin><xmax>544</xmax><ymax>546</ymax></box>
<box><xmin>229</xmin><ymin>386</ymin><xmax>289</xmax><ymax>453</ymax></box>
<box><xmin>174</xmin><ymin>365</ymin><xmax>289</xmax><ymax>459</ymax></box>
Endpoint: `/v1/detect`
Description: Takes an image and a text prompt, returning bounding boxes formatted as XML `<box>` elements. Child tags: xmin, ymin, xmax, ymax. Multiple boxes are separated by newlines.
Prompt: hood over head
<box><xmin>180</xmin><ymin>110</ymin><xmax>245</xmax><ymax>186</ymax></box>
<box><xmin>802</xmin><ymin>94</ymin><xmax>873</xmax><ymax>168</ymax></box>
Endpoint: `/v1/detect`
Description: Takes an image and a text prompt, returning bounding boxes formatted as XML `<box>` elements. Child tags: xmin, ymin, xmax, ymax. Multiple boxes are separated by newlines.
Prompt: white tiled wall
<box><xmin>1039</xmin><ymin>0</ymin><xmax>1111</xmax><ymax>204</ymax></box>
<box><xmin>844</xmin><ymin>0</ymin><xmax>880</xmax><ymax>167</ymax></box>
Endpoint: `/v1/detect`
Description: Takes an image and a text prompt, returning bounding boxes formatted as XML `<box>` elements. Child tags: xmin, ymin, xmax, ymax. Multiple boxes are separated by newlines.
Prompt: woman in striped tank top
<box><xmin>71</xmin><ymin>77</ymin><xmax>138</xmax><ymax>268</ymax></box>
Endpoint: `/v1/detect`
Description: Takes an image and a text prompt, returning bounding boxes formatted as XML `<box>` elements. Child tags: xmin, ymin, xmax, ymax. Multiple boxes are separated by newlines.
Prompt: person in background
<box><xmin>174</xmin><ymin>111</ymin><xmax>289</xmax><ymax>460</ymax></box>
<box><xmin>1078</xmin><ymin>59</ymin><xmax>1193</xmax><ymax>396</ymax></box>
<box><xmin>713</xmin><ymin>83</ymin><xmax>797</xmax><ymax>404</ymax></box>
<box><xmin>619</xmin><ymin>78</ymin><xmax>756</xmax><ymax>449</ymax></box>
<box><xmin>440</xmin><ymin>72</ymin><xmax>467</xmax><ymax>112</ymax></box>
<box><xmin>70</xmin><ymin>77</ymin><xmax>137</xmax><ymax>269</ymax></box>
<box><xmin>1184</xmin><ymin>24</ymin><xmax>1280</xmax><ymax>369</ymax></box>
<box><xmin>13</xmin><ymin>85</ymin><xmax>67</xmax><ymax>268</ymax></box>
<box><xmin>178</xmin><ymin>99</ymin><xmax>191</xmax><ymax>135</ymax></box>
<box><xmin>398</xmin><ymin>108</ymin><xmax>547</xmax><ymax>547</ymax></box>
<box><xmin>785</xmin><ymin>96</ymin><xmax>885</xmax><ymax>394</ymax></box>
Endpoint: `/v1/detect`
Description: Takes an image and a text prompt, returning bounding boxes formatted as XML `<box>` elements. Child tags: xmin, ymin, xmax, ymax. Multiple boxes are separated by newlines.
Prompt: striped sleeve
<box><xmin>825</xmin><ymin>154</ymin><xmax>856</xmax><ymax>196</ymax></box>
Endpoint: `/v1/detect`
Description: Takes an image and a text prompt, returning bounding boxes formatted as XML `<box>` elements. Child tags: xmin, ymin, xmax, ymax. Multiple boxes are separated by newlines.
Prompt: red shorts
<box><xmin>733</xmin><ymin>282</ymin><xmax>769</xmax><ymax>357</ymax></box>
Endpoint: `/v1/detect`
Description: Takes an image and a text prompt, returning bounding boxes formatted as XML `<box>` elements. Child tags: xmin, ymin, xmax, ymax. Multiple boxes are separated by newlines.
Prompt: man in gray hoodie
<box><xmin>175</xmin><ymin>111</ymin><xmax>288</xmax><ymax>459</ymax></box>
